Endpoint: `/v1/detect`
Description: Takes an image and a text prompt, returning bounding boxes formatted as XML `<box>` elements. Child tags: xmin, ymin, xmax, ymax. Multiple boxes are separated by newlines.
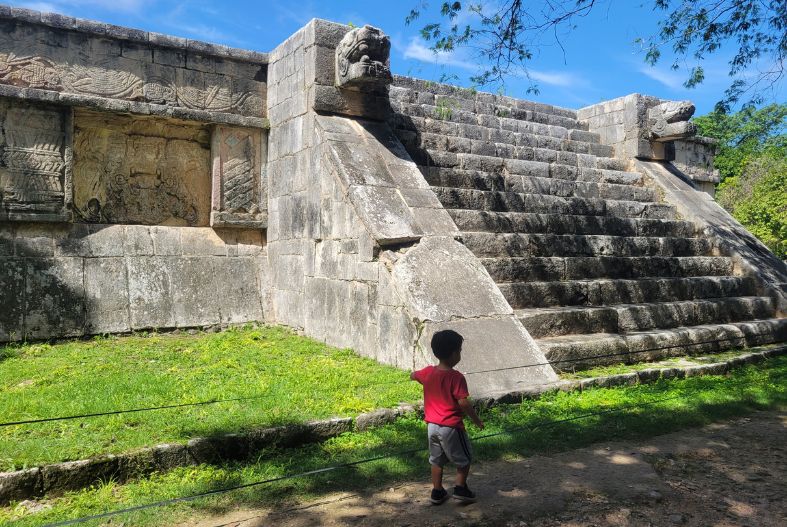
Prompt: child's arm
<box><xmin>409</xmin><ymin>371</ymin><xmax>417</xmax><ymax>381</ymax></box>
<box><xmin>457</xmin><ymin>398</ymin><xmax>484</xmax><ymax>429</ymax></box>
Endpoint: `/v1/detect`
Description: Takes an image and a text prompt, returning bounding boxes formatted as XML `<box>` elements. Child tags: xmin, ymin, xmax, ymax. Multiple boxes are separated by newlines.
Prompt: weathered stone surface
<box><xmin>84</xmin><ymin>257</ymin><xmax>130</xmax><ymax>334</ymax></box>
<box><xmin>334</xmin><ymin>25</ymin><xmax>392</xmax><ymax>90</ymax></box>
<box><xmin>391</xmin><ymin>237</ymin><xmax>511</xmax><ymax>322</ymax></box>
<box><xmin>418</xmin><ymin>316</ymin><xmax>558</xmax><ymax>395</ymax></box>
<box><xmin>0</xmin><ymin>468</ymin><xmax>41</xmax><ymax>505</ymax></box>
<box><xmin>354</xmin><ymin>408</ymin><xmax>399</xmax><ymax>431</ymax></box>
<box><xmin>72</xmin><ymin>110</ymin><xmax>212</xmax><ymax>226</ymax></box>
<box><xmin>0</xmin><ymin>257</ymin><xmax>25</xmax><ymax>341</ymax></box>
<box><xmin>0</xmin><ymin>99</ymin><xmax>69</xmax><ymax>221</ymax></box>
<box><xmin>0</xmin><ymin>11</ymin><xmax>267</xmax><ymax>118</ymax></box>
<box><xmin>24</xmin><ymin>257</ymin><xmax>85</xmax><ymax>339</ymax></box>
<box><xmin>210</xmin><ymin>126</ymin><xmax>267</xmax><ymax>228</ymax></box>
<box><xmin>41</xmin><ymin>456</ymin><xmax>119</xmax><ymax>495</ymax></box>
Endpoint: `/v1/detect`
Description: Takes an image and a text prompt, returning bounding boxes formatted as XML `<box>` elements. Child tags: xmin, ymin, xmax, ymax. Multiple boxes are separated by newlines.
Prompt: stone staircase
<box><xmin>388</xmin><ymin>78</ymin><xmax>787</xmax><ymax>371</ymax></box>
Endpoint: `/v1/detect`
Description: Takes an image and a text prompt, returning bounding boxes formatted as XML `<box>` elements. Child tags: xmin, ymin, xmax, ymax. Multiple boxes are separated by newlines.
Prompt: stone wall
<box><xmin>0</xmin><ymin>6</ymin><xmax>270</xmax><ymax>341</ymax></box>
<box><xmin>0</xmin><ymin>223</ymin><xmax>267</xmax><ymax>341</ymax></box>
<box><xmin>265</xmin><ymin>20</ymin><xmax>556</xmax><ymax>394</ymax></box>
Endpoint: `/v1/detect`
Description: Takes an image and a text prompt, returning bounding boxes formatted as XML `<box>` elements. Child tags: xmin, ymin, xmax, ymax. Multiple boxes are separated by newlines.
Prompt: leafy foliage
<box><xmin>407</xmin><ymin>1</ymin><xmax>786</xmax><ymax>107</ymax></box>
<box><xmin>694</xmin><ymin>103</ymin><xmax>786</xmax><ymax>257</ymax></box>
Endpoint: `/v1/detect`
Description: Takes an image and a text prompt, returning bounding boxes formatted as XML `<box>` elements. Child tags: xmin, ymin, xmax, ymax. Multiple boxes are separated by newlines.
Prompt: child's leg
<box><xmin>431</xmin><ymin>464</ymin><xmax>444</xmax><ymax>489</ymax></box>
<box><xmin>455</xmin><ymin>464</ymin><xmax>470</xmax><ymax>487</ymax></box>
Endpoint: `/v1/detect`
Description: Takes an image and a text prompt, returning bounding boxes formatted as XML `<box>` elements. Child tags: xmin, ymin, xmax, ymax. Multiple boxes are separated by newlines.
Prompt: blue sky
<box><xmin>8</xmin><ymin>0</ymin><xmax>785</xmax><ymax>115</ymax></box>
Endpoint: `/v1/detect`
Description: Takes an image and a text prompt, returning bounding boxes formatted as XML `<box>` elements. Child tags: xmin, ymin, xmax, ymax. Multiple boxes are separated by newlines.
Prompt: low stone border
<box><xmin>1</xmin><ymin>346</ymin><xmax>784</xmax><ymax>505</ymax></box>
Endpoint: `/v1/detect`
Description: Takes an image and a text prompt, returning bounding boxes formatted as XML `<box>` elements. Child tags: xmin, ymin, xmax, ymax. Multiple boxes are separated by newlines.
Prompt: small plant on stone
<box><xmin>434</xmin><ymin>98</ymin><xmax>456</xmax><ymax>120</ymax></box>
<box><xmin>495</xmin><ymin>106</ymin><xmax>510</xmax><ymax>118</ymax></box>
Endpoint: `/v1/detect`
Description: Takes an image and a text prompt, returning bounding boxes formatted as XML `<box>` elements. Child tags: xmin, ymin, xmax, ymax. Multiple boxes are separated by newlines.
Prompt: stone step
<box><xmin>449</xmin><ymin>210</ymin><xmax>697</xmax><ymax>237</ymax></box>
<box><xmin>418</xmin><ymin>150</ymin><xmax>643</xmax><ymax>185</ymax></box>
<box><xmin>482</xmin><ymin>256</ymin><xmax>735</xmax><ymax>283</ymax></box>
<box><xmin>411</xmin><ymin>131</ymin><xmax>612</xmax><ymax>159</ymax></box>
<box><xmin>517</xmin><ymin>297</ymin><xmax>776</xmax><ymax>338</ymax></box>
<box><xmin>498</xmin><ymin>276</ymin><xmax>758</xmax><ymax>309</ymax></box>
<box><xmin>537</xmin><ymin>318</ymin><xmax>787</xmax><ymax>371</ymax></box>
<box><xmin>461</xmin><ymin>233</ymin><xmax>715</xmax><ymax>258</ymax></box>
<box><xmin>394</xmin><ymin>116</ymin><xmax>601</xmax><ymax>149</ymax></box>
<box><xmin>391</xmin><ymin>100</ymin><xmax>587</xmax><ymax>133</ymax></box>
<box><xmin>391</xmin><ymin>77</ymin><xmax>579</xmax><ymax>120</ymax></box>
<box><xmin>434</xmin><ymin>187</ymin><xmax>676</xmax><ymax>219</ymax></box>
<box><xmin>421</xmin><ymin>167</ymin><xmax>657</xmax><ymax>202</ymax></box>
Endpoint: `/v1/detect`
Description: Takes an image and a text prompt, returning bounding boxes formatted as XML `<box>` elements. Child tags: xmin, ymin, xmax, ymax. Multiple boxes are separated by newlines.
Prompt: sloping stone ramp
<box><xmin>388</xmin><ymin>77</ymin><xmax>787</xmax><ymax>370</ymax></box>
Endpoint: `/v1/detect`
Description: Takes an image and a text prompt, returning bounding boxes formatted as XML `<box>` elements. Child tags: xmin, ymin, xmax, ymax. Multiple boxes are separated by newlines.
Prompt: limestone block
<box><xmin>391</xmin><ymin>237</ymin><xmax>512</xmax><ymax>322</ymax></box>
<box><xmin>42</xmin><ymin>456</ymin><xmax>119</xmax><ymax>495</ymax></box>
<box><xmin>348</xmin><ymin>185</ymin><xmax>422</xmax><ymax>244</ymax></box>
<box><xmin>210</xmin><ymin>126</ymin><xmax>267</xmax><ymax>229</ymax></box>
<box><xmin>84</xmin><ymin>257</ymin><xmax>130</xmax><ymax>334</ymax></box>
<box><xmin>328</xmin><ymin>141</ymin><xmax>396</xmax><ymax>187</ymax></box>
<box><xmin>375</xmin><ymin>304</ymin><xmax>418</xmax><ymax>368</ymax></box>
<box><xmin>180</xmin><ymin>228</ymin><xmax>228</xmax><ymax>256</ymax></box>
<box><xmin>72</xmin><ymin>110</ymin><xmax>212</xmax><ymax>226</ymax></box>
<box><xmin>0</xmin><ymin>99</ymin><xmax>69</xmax><ymax>221</ymax></box>
<box><xmin>169</xmin><ymin>257</ymin><xmax>221</xmax><ymax>327</ymax></box>
<box><xmin>418</xmin><ymin>316</ymin><xmax>558</xmax><ymax>395</ymax></box>
<box><xmin>0</xmin><ymin>257</ymin><xmax>25</xmax><ymax>340</ymax></box>
<box><xmin>150</xmin><ymin>226</ymin><xmax>182</xmax><ymax>256</ymax></box>
<box><xmin>24</xmin><ymin>257</ymin><xmax>85</xmax><ymax>339</ymax></box>
<box><xmin>214</xmin><ymin>257</ymin><xmax>263</xmax><ymax>323</ymax></box>
<box><xmin>127</xmin><ymin>256</ymin><xmax>175</xmax><ymax>329</ymax></box>
<box><xmin>122</xmin><ymin>225</ymin><xmax>154</xmax><ymax>256</ymax></box>
<box><xmin>0</xmin><ymin>468</ymin><xmax>41</xmax><ymax>505</ymax></box>
<box><xmin>14</xmin><ymin>224</ymin><xmax>55</xmax><ymax>257</ymax></box>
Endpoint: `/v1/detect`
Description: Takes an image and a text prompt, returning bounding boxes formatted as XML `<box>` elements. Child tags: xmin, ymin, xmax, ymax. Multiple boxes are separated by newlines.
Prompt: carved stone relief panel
<box><xmin>0</xmin><ymin>19</ymin><xmax>267</xmax><ymax>118</ymax></box>
<box><xmin>0</xmin><ymin>99</ymin><xmax>69</xmax><ymax>221</ymax></box>
<box><xmin>72</xmin><ymin>109</ymin><xmax>211</xmax><ymax>226</ymax></box>
<box><xmin>210</xmin><ymin>126</ymin><xmax>266</xmax><ymax>228</ymax></box>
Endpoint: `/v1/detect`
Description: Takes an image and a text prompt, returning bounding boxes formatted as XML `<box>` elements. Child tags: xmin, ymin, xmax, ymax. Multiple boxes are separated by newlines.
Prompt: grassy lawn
<box><xmin>2</xmin><ymin>355</ymin><xmax>785</xmax><ymax>527</ymax></box>
<box><xmin>0</xmin><ymin>326</ymin><xmax>420</xmax><ymax>471</ymax></box>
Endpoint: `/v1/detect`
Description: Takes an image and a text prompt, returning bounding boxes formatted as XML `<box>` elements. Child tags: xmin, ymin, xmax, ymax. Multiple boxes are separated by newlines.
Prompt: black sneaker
<box><xmin>452</xmin><ymin>485</ymin><xmax>476</xmax><ymax>503</ymax></box>
<box><xmin>430</xmin><ymin>487</ymin><xmax>449</xmax><ymax>504</ymax></box>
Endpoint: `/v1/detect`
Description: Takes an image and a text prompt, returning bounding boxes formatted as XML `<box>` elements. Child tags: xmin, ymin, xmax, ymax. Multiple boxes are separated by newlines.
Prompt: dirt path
<box><xmin>180</xmin><ymin>411</ymin><xmax>786</xmax><ymax>527</ymax></box>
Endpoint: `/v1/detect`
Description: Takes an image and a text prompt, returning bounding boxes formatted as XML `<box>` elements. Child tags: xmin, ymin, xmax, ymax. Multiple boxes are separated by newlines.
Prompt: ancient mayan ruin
<box><xmin>1</xmin><ymin>6</ymin><xmax>785</xmax><ymax>395</ymax></box>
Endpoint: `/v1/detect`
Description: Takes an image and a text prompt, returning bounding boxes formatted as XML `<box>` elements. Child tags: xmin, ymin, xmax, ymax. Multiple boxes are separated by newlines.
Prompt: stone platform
<box><xmin>1</xmin><ymin>5</ymin><xmax>785</xmax><ymax>394</ymax></box>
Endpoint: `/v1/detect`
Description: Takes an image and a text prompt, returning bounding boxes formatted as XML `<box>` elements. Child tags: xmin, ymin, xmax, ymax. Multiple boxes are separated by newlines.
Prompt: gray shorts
<box><xmin>427</xmin><ymin>422</ymin><xmax>473</xmax><ymax>468</ymax></box>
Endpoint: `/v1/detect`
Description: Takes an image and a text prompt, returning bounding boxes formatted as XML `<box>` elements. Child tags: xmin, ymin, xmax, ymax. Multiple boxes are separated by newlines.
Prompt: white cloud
<box><xmin>16</xmin><ymin>0</ymin><xmax>151</xmax><ymax>14</ymax></box>
<box><xmin>402</xmin><ymin>38</ymin><xmax>475</xmax><ymax>70</ymax></box>
<box><xmin>528</xmin><ymin>70</ymin><xmax>580</xmax><ymax>87</ymax></box>
<box><xmin>638</xmin><ymin>65</ymin><xmax>686</xmax><ymax>90</ymax></box>
<box><xmin>18</xmin><ymin>2</ymin><xmax>59</xmax><ymax>12</ymax></box>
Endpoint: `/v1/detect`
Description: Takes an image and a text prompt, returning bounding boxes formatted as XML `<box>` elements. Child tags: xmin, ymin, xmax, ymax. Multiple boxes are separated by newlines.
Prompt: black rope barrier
<box><xmin>41</xmin><ymin>393</ymin><xmax>684</xmax><ymax>527</ymax></box>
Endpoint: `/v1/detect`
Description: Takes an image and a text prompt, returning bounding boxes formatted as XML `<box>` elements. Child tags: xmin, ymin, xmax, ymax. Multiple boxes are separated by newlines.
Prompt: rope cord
<box><xmin>41</xmin><ymin>393</ymin><xmax>683</xmax><ymax>527</ymax></box>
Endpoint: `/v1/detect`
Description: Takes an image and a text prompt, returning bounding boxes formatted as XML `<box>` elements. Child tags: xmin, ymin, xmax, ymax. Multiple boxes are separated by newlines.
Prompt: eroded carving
<box><xmin>335</xmin><ymin>25</ymin><xmax>392</xmax><ymax>90</ymax></box>
<box><xmin>647</xmin><ymin>100</ymin><xmax>697</xmax><ymax>141</ymax></box>
<box><xmin>0</xmin><ymin>26</ymin><xmax>265</xmax><ymax>117</ymax></box>
<box><xmin>211</xmin><ymin>126</ymin><xmax>266</xmax><ymax>228</ymax></box>
<box><xmin>0</xmin><ymin>100</ymin><xmax>67</xmax><ymax>217</ymax></box>
<box><xmin>73</xmin><ymin>110</ymin><xmax>211</xmax><ymax>226</ymax></box>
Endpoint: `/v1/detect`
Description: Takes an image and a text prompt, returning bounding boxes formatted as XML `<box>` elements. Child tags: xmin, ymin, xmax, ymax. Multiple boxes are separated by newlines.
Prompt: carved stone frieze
<box><xmin>0</xmin><ymin>23</ymin><xmax>266</xmax><ymax>118</ymax></box>
<box><xmin>335</xmin><ymin>25</ymin><xmax>392</xmax><ymax>91</ymax></box>
<box><xmin>72</xmin><ymin>110</ymin><xmax>211</xmax><ymax>226</ymax></box>
<box><xmin>210</xmin><ymin>126</ymin><xmax>266</xmax><ymax>228</ymax></box>
<box><xmin>0</xmin><ymin>99</ymin><xmax>69</xmax><ymax>220</ymax></box>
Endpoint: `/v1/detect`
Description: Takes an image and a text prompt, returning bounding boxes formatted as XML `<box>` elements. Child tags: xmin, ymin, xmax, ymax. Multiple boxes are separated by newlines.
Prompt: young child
<box><xmin>410</xmin><ymin>329</ymin><xmax>484</xmax><ymax>504</ymax></box>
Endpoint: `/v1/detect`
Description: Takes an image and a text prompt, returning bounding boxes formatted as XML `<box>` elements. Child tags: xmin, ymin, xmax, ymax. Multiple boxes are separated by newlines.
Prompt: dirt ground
<box><xmin>181</xmin><ymin>411</ymin><xmax>786</xmax><ymax>527</ymax></box>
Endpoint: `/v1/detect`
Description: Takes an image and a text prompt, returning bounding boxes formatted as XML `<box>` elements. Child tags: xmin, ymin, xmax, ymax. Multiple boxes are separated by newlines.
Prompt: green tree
<box><xmin>693</xmin><ymin>103</ymin><xmax>787</xmax><ymax>181</ymax></box>
<box><xmin>407</xmin><ymin>1</ymin><xmax>787</xmax><ymax>108</ymax></box>
<box><xmin>698</xmin><ymin>103</ymin><xmax>787</xmax><ymax>258</ymax></box>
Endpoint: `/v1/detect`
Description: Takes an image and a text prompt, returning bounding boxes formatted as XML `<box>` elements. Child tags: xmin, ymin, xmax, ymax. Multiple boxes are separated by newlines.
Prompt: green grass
<box><xmin>0</xmin><ymin>326</ymin><xmax>420</xmax><ymax>471</ymax></box>
<box><xmin>3</xmin><ymin>355</ymin><xmax>786</xmax><ymax>527</ymax></box>
<box><xmin>558</xmin><ymin>346</ymin><xmax>780</xmax><ymax>379</ymax></box>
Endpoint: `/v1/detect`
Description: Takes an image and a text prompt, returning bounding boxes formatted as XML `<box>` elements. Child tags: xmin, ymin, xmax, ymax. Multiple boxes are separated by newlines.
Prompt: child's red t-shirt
<box><xmin>412</xmin><ymin>365</ymin><xmax>469</xmax><ymax>429</ymax></box>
